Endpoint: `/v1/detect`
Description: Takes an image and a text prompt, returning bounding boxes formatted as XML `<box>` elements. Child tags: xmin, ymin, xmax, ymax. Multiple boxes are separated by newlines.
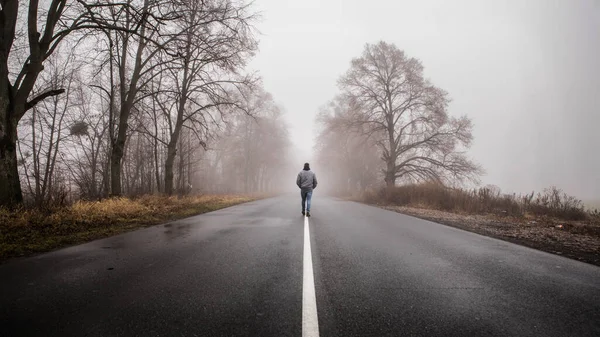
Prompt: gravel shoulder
<box><xmin>380</xmin><ymin>205</ymin><xmax>600</xmax><ymax>266</ymax></box>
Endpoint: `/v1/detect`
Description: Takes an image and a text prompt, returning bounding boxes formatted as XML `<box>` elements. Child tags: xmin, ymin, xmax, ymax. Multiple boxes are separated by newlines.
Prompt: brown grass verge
<box><xmin>0</xmin><ymin>194</ymin><xmax>258</xmax><ymax>261</ymax></box>
<box><xmin>364</xmin><ymin>183</ymin><xmax>599</xmax><ymax>221</ymax></box>
<box><xmin>363</xmin><ymin>184</ymin><xmax>600</xmax><ymax>266</ymax></box>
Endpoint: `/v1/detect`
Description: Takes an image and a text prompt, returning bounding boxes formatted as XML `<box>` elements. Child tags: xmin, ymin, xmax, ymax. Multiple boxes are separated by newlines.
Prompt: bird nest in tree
<box><xmin>70</xmin><ymin>121</ymin><xmax>89</xmax><ymax>136</ymax></box>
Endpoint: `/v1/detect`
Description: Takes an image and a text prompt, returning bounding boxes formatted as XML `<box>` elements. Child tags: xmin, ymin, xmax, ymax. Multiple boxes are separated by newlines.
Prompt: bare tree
<box><xmin>154</xmin><ymin>0</ymin><xmax>258</xmax><ymax>195</ymax></box>
<box><xmin>338</xmin><ymin>41</ymin><xmax>481</xmax><ymax>187</ymax></box>
<box><xmin>65</xmin><ymin>84</ymin><xmax>111</xmax><ymax>200</ymax></box>
<box><xmin>0</xmin><ymin>0</ymin><xmax>150</xmax><ymax>206</ymax></box>
<box><xmin>97</xmin><ymin>0</ymin><xmax>172</xmax><ymax>197</ymax></box>
<box><xmin>17</xmin><ymin>48</ymin><xmax>78</xmax><ymax>206</ymax></box>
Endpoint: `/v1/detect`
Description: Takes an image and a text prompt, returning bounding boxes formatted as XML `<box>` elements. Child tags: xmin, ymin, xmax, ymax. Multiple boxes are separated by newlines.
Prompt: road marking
<box><xmin>303</xmin><ymin>215</ymin><xmax>320</xmax><ymax>337</ymax></box>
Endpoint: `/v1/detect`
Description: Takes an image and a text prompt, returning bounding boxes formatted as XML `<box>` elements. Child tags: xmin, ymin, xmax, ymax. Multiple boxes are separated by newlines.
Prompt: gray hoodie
<box><xmin>297</xmin><ymin>170</ymin><xmax>317</xmax><ymax>191</ymax></box>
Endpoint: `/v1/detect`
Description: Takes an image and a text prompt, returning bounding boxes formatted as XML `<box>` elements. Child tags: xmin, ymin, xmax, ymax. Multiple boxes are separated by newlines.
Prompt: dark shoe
<box><xmin>306</xmin><ymin>211</ymin><xmax>311</xmax><ymax>217</ymax></box>
<box><xmin>302</xmin><ymin>211</ymin><xmax>305</xmax><ymax>216</ymax></box>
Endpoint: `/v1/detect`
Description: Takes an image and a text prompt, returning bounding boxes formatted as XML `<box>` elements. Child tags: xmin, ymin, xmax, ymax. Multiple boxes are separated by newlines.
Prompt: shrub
<box><xmin>365</xmin><ymin>183</ymin><xmax>591</xmax><ymax>221</ymax></box>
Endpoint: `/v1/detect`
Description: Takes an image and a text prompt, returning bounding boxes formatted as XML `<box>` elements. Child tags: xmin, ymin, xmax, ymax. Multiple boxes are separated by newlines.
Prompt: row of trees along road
<box><xmin>316</xmin><ymin>42</ymin><xmax>481</xmax><ymax>195</ymax></box>
<box><xmin>1</xmin><ymin>0</ymin><xmax>292</xmax><ymax>207</ymax></box>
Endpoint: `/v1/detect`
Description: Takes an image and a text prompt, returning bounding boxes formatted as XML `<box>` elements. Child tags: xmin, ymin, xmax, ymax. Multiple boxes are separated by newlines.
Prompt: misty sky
<box><xmin>248</xmin><ymin>0</ymin><xmax>600</xmax><ymax>201</ymax></box>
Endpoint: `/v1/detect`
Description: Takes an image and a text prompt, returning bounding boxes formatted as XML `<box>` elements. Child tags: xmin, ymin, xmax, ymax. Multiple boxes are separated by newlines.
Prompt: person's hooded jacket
<box><xmin>296</xmin><ymin>163</ymin><xmax>317</xmax><ymax>191</ymax></box>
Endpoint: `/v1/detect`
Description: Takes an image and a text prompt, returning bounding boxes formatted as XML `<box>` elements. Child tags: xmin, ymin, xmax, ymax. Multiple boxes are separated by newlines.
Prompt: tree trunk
<box><xmin>163</xmin><ymin>106</ymin><xmax>185</xmax><ymax>196</ymax></box>
<box><xmin>0</xmin><ymin>73</ymin><xmax>23</xmax><ymax>206</ymax></box>
<box><xmin>101</xmin><ymin>154</ymin><xmax>110</xmax><ymax>198</ymax></box>
<box><xmin>163</xmin><ymin>61</ymin><xmax>188</xmax><ymax>196</ymax></box>
<box><xmin>164</xmin><ymin>141</ymin><xmax>177</xmax><ymax>195</ymax></box>
<box><xmin>109</xmin><ymin>70</ymin><xmax>128</xmax><ymax>198</ymax></box>
<box><xmin>385</xmin><ymin>110</ymin><xmax>397</xmax><ymax>188</ymax></box>
<box><xmin>177</xmin><ymin>145</ymin><xmax>185</xmax><ymax>195</ymax></box>
<box><xmin>385</xmin><ymin>159</ymin><xmax>396</xmax><ymax>188</ymax></box>
<box><xmin>0</xmin><ymin>116</ymin><xmax>22</xmax><ymax>206</ymax></box>
<box><xmin>153</xmin><ymin>124</ymin><xmax>161</xmax><ymax>193</ymax></box>
<box><xmin>109</xmin><ymin>102</ymin><xmax>131</xmax><ymax>197</ymax></box>
<box><xmin>109</xmin><ymin>2</ymin><xmax>149</xmax><ymax>197</ymax></box>
<box><xmin>110</xmin><ymin>137</ymin><xmax>125</xmax><ymax>197</ymax></box>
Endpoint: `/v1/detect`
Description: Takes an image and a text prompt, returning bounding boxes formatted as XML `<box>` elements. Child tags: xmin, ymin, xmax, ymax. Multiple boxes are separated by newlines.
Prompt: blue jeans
<box><xmin>301</xmin><ymin>190</ymin><xmax>312</xmax><ymax>212</ymax></box>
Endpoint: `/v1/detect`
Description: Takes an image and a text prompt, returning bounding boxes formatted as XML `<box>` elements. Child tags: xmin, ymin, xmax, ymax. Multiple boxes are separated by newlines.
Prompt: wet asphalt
<box><xmin>1</xmin><ymin>195</ymin><xmax>599</xmax><ymax>336</ymax></box>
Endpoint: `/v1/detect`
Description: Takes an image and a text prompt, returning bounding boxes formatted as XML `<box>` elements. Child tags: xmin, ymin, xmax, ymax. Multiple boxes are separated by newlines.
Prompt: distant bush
<box><xmin>364</xmin><ymin>183</ymin><xmax>591</xmax><ymax>221</ymax></box>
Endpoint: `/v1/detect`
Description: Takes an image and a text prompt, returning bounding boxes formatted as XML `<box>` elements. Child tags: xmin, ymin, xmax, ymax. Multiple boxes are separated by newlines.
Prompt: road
<box><xmin>1</xmin><ymin>195</ymin><xmax>599</xmax><ymax>336</ymax></box>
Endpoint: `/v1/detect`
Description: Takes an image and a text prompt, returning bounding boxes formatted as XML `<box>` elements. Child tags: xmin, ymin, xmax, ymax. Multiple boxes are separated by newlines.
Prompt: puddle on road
<box><xmin>163</xmin><ymin>223</ymin><xmax>192</xmax><ymax>241</ymax></box>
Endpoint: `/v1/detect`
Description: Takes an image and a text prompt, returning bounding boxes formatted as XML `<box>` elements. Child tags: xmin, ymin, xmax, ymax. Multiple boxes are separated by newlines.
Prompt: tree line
<box><xmin>0</xmin><ymin>0</ymin><xmax>291</xmax><ymax>207</ymax></box>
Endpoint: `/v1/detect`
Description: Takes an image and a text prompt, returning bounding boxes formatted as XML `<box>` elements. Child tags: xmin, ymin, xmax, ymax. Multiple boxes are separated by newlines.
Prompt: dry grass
<box><xmin>0</xmin><ymin>194</ymin><xmax>257</xmax><ymax>260</ymax></box>
<box><xmin>364</xmin><ymin>183</ymin><xmax>597</xmax><ymax>222</ymax></box>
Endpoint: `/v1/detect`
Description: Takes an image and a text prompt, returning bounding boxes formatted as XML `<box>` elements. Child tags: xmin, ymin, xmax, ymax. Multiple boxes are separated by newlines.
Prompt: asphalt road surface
<box><xmin>1</xmin><ymin>195</ymin><xmax>599</xmax><ymax>337</ymax></box>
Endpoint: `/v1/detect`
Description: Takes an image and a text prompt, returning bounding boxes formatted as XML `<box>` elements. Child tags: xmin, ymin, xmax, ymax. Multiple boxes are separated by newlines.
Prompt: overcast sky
<box><xmin>248</xmin><ymin>0</ymin><xmax>600</xmax><ymax>201</ymax></box>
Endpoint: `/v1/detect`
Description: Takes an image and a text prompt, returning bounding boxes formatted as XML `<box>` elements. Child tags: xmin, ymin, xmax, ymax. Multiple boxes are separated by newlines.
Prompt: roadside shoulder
<box><xmin>372</xmin><ymin>204</ymin><xmax>600</xmax><ymax>267</ymax></box>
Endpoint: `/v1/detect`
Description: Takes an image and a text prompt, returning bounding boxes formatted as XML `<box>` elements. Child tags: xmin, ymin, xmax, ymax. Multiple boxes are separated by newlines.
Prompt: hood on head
<box><xmin>303</xmin><ymin>163</ymin><xmax>310</xmax><ymax>171</ymax></box>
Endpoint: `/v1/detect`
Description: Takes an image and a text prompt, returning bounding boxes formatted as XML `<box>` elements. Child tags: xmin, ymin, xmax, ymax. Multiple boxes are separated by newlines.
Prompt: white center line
<box><xmin>303</xmin><ymin>215</ymin><xmax>320</xmax><ymax>337</ymax></box>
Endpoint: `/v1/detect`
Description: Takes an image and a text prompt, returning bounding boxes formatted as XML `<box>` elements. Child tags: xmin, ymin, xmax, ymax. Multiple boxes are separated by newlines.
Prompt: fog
<box><xmin>2</xmin><ymin>0</ymin><xmax>598</xmax><ymax>206</ymax></box>
<box><xmin>250</xmin><ymin>0</ymin><xmax>600</xmax><ymax>201</ymax></box>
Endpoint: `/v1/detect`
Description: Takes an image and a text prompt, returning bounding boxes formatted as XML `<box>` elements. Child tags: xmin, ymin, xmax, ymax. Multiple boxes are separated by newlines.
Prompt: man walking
<box><xmin>296</xmin><ymin>163</ymin><xmax>317</xmax><ymax>217</ymax></box>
